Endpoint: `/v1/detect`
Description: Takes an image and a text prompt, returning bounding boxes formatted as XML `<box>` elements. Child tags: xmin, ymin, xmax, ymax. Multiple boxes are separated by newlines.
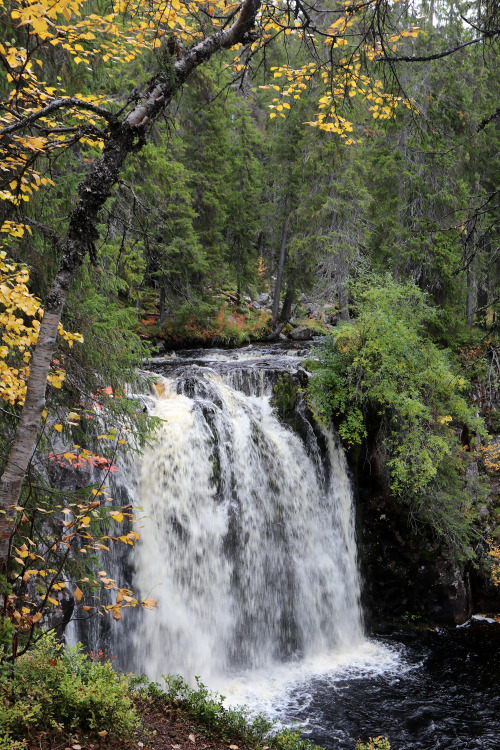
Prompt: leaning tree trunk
<box><xmin>0</xmin><ymin>0</ymin><xmax>262</xmax><ymax>573</ymax></box>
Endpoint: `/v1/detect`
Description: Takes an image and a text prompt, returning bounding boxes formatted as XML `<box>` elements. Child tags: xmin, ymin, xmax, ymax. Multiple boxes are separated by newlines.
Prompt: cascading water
<box><xmin>72</xmin><ymin>343</ymin><xmax>365</xmax><ymax>687</ymax></box>
<box><xmin>127</xmin><ymin>366</ymin><xmax>363</xmax><ymax>684</ymax></box>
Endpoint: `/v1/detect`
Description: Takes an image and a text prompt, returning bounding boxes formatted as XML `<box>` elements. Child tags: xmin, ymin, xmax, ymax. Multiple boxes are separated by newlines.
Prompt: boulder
<box><xmin>289</xmin><ymin>326</ymin><xmax>313</xmax><ymax>341</ymax></box>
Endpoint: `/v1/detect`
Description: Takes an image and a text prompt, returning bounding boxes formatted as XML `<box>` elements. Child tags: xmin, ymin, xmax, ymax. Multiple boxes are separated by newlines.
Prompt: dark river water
<box><xmin>280</xmin><ymin>624</ymin><xmax>500</xmax><ymax>750</ymax></box>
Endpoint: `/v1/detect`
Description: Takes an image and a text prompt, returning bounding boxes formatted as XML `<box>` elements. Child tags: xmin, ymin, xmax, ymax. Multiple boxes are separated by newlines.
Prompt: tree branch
<box><xmin>478</xmin><ymin>106</ymin><xmax>500</xmax><ymax>132</ymax></box>
<box><xmin>0</xmin><ymin>98</ymin><xmax>116</xmax><ymax>137</ymax></box>
<box><xmin>0</xmin><ymin>0</ymin><xmax>264</xmax><ymax>572</ymax></box>
<box><xmin>377</xmin><ymin>35</ymin><xmax>494</xmax><ymax>63</ymax></box>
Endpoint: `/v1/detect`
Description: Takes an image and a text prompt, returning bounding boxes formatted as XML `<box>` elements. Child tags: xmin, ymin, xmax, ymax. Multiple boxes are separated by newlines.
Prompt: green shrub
<box><xmin>160</xmin><ymin>674</ymin><xmax>274</xmax><ymax>744</ymax></box>
<box><xmin>0</xmin><ymin>632</ymin><xmax>139</xmax><ymax>743</ymax></box>
<box><xmin>308</xmin><ymin>274</ymin><xmax>488</xmax><ymax>555</ymax></box>
<box><xmin>0</xmin><ymin>736</ymin><xmax>27</xmax><ymax>750</ymax></box>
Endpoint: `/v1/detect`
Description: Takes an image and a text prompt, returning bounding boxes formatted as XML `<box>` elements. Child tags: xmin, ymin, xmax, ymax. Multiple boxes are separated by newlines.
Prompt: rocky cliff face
<box><xmin>354</xmin><ymin>458</ymin><xmax>500</xmax><ymax>628</ymax></box>
<box><xmin>356</xmin><ymin>488</ymin><xmax>472</xmax><ymax>627</ymax></box>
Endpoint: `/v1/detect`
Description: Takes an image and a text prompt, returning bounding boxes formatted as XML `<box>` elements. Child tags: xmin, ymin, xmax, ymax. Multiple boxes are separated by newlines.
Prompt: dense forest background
<box><xmin>2</xmin><ymin>1</ymin><xmax>498</xmax><ymax>346</ymax></box>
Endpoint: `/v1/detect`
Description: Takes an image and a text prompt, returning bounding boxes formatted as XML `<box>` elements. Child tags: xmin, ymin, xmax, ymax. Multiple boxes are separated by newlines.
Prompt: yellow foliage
<box><xmin>487</xmin><ymin>540</ymin><xmax>500</xmax><ymax>586</ymax></box>
<box><xmin>479</xmin><ymin>442</ymin><xmax>500</xmax><ymax>474</ymax></box>
<box><xmin>0</xmin><ymin>0</ymin><xmax>422</xmax><ymax>205</ymax></box>
<box><xmin>0</xmin><ymin>252</ymin><xmax>83</xmax><ymax>405</ymax></box>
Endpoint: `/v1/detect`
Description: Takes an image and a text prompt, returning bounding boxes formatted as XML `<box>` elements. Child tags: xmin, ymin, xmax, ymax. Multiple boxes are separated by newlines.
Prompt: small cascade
<box><xmin>71</xmin><ymin>345</ymin><xmax>364</xmax><ymax>688</ymax></box>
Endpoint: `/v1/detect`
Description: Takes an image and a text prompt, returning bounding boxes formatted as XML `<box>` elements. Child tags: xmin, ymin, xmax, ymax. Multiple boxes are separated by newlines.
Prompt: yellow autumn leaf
<box><xmin>53</xmin><ymin>424</ymin><xmax>63</xmax><ymax>432</ymax></box>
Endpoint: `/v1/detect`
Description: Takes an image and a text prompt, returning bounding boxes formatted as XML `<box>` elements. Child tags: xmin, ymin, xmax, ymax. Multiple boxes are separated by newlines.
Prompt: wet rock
<box><xmin>289</xmin><ymin>326</ymin><xmax>313</xmax><ymax>341</ymax></box>
<box><xmin>468</xmin><ymin>614</ymin><xmax>500</xmax><ymax>640</ymax></box>
<box><xmin>322</xmin><ymin>310</ymin><xmax>339</xmax><ymax>326</ymax></box>
<box><xmin>356</xmin><ymin>483</ymin><xmax>474</xmax><ymax>627</ymax></box>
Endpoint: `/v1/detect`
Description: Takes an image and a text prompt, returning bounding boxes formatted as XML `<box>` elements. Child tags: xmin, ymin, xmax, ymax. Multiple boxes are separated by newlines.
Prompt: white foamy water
<box><xmin>70</xmin><ymin>355</ymin><xmax>406</xmax><ymax>722</ymax></box>
<box><xmin>127</xmin><ymin>368</ymin><xmax>364</xmax><ymax>685</ymax></box>
<box><xmin>217</xmin><ymin>638</ymin><xmax>410</xmax><ymax>720</ymax></box>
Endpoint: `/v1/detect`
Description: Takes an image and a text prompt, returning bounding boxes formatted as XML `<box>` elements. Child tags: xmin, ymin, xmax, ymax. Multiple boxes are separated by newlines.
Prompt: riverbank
<box><xmin>5</xmin><ymin>621</ymin><xmax>500</xmax><ymax>750</ymax></box>
<box><xmin>1</xmin><ymin>636</ymin><xmax>378</xmax><ymax>750</ymax></box>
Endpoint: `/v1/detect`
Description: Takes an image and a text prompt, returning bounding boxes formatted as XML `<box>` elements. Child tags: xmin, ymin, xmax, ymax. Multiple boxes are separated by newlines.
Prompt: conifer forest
<box><xmin>0</xmin><ymin>1</ymin><xmax>499</xmax><ymax>749</ymax></box>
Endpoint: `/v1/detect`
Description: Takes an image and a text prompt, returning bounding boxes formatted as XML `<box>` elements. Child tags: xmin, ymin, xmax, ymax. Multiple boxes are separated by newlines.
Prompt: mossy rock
<box><xmin>272</xmin><ymin>373</ymin><xmax>301</xmax><ymax>431</ymax></box>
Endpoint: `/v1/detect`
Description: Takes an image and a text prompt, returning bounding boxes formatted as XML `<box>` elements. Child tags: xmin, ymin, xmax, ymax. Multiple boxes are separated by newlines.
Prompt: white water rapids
<box><xmin>129</xmin><ymin>369</ymin><xmax>363</xmax><ymax>685</ymax></box>
<box><xmin>70</xmin><ymin>347</ymin><xmax>402</xmax><ymax>719</ymax></box>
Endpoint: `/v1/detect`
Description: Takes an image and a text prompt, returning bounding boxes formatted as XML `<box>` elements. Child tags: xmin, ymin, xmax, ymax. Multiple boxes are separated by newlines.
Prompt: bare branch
<box><xmin>478</xmin><ymin>106</ymin><xmax>500</xmax><ymax>132</ymax></box>
<box><xmin>378</xmin><ymin>35</ymin><xmax>497</xmax><ymax>63</ymax></box>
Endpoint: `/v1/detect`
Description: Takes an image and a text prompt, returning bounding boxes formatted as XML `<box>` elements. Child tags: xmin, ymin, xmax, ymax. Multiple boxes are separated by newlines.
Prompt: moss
<box><xmin>272</xmin><ymin>373</ymin><xmax>300</xmax><ymax>431</ymax></box>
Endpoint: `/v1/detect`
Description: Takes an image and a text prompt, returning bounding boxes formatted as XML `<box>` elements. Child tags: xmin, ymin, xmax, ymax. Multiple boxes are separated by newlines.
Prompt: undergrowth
<box><xmin>0</xmin><ymin>634</ymin><xmax>391</xmax><ymax>750</ymax></box>
<box><xmin>135</xmin><ymin>673</ymin><xmax>326</xmax><ymax>750</ymax></box>
<box><xmin>140</xmin><ymin>305</ymin><xmax>273</xmax><ymax>347</ymax></box>
<box><xmin>355</xmin><ymin>738</ymin><xmax>392</xmax><ymax>750</ymax></box>
<box><xmin>0</xmin><ymin>632</ymin><xmax>139</xmax><ymax>747</ymax></box>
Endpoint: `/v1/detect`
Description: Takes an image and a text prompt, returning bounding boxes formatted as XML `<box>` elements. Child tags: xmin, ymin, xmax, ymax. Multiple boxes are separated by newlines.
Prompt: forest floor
<box><xmin>135</xmin><ymin>703</ymin><xmax>249</xmax><ymax>750</ymax></box>
<box><xmin>69</xmin><ymin>701</ymin><xmax>254</xmax><ymax>750</ymax></box>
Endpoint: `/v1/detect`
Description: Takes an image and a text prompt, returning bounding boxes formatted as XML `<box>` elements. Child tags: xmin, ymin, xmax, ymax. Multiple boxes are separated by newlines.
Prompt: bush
<box><xmin>0</xmin><ymin>632</ymin><xmax>139</xmax><ymax>743</ymax></box>
<box><xmin>356</xmin><ymin>738</ymin><xmax>391</xmax><ymax>750</ymax></box>
<box><xmin>308</xmin><ymin>275</ymin><xmax>488</xmax><ymax>554</ymax></box>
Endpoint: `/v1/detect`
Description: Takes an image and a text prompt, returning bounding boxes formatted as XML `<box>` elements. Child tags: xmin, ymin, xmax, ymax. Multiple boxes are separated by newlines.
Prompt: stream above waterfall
<box><xmin>70</xmin><ymin>342</ymin><xmax>500</xmax><ymax>750</ymax></box>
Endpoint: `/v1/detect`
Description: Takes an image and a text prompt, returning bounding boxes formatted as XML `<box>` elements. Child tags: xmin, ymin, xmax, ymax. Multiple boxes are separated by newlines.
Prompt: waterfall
<box><xmin>114</xmin><ymin>358</ymin><xmax>364</xmax><ymax>685</ymax></box>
